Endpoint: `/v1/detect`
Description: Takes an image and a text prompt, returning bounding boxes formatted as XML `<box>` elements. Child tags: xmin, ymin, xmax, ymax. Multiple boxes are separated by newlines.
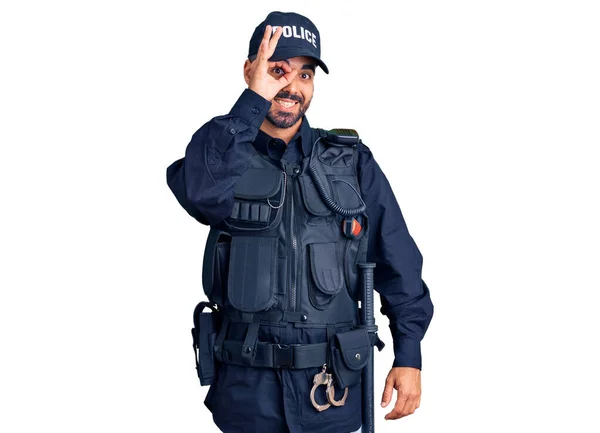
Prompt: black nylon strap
<box><xmin>221</xmin><ymin>340</ymin><xmax>328</xmax><ymax>369</ymax></box>
<box><xmin>326</xmin><ymin>324</ymin><xmax>336</xmax><ymax>341</ymax></box>
<box><xmin>214</xmin><ymin>316</ymin><xmax>230</xmax><ymax>363</ymax></box>
<box><xmin>241</xmin><ymin>322</ymin><xmax>260</xmax><ymax>365</ymax></box>
<box><xmin>326</xmin><ymin>324</ymin><xmax>336</xmax><ymax>369</ymax></box>
<box><xmin>225</xmin><ymin>309</ymin><xmax>308</xmax><ymax>324</ymax></box>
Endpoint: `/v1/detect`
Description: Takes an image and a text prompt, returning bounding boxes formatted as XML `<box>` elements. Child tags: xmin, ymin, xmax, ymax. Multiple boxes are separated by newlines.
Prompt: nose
<box><xmin>282</xmin><ymin>71</ymin><xmax>300</xmax><ymax>93</ymax></box>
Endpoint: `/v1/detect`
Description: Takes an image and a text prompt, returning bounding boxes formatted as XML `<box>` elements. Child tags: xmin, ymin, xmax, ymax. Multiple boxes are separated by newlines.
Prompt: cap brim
<box><xmin>267</xmin><ymin>47</ymin><xmax>329</xmax><ymax>74</ymax></box>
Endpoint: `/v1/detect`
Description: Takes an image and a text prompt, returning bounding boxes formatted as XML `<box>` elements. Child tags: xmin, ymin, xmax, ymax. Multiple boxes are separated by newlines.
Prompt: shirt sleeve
<box><xmin>357</xmin><ymin>141</ymin><xmax>434</xmax><ymax>370</ymax></box>
<box><xmin>166</xmin><ymin>89</ymin><xmax>271</xmax><ymax>226</ymax></box>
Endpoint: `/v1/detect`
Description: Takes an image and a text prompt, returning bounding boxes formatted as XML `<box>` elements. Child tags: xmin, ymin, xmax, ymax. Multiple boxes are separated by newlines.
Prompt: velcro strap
<box><xmin>221</xmin><ymin>340</ymin><xmax>328</xmax><ymax>369</ymax></box>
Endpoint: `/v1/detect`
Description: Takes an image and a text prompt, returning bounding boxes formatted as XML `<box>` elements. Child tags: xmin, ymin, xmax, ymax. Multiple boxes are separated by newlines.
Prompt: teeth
<box><xmin>275</xmin><ymin>99</ymin><xmax>296</xmax><ymax>108</ymax></box>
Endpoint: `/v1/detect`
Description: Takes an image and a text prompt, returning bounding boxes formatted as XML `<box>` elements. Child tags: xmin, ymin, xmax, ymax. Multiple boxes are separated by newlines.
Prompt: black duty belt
<box><xmin>217</xmin><ymin>339</ymin><xmax>328</xmax><ymax>369</ymax></box>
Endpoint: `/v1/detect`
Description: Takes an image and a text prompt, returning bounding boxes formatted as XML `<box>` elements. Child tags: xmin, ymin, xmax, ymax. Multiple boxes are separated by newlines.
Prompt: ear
<box><xmin>243</xmin><ymin>59</ymin><xmax>252</xmax><ymax>85</ymax></box>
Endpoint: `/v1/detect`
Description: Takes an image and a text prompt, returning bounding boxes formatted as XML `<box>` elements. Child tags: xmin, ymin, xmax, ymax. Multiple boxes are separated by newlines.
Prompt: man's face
<box><xmin>266</xmin><ymin>56</ymin><xmax>316</xmax><ymax>129</ymax></box>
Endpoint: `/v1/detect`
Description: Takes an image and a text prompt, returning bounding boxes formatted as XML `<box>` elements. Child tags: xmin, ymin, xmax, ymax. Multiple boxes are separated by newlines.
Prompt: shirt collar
<box><xmin>253</xmin><ymin>115</ymin><xmax>315</xmax><ymax>158</ymax></box>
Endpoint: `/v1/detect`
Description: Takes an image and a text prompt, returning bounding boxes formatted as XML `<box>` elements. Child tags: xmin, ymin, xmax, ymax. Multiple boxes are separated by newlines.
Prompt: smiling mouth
<box><xmin>274</xmin><ymin>98</ymin><xmax>298</xmax><ymax>109</ymax></box>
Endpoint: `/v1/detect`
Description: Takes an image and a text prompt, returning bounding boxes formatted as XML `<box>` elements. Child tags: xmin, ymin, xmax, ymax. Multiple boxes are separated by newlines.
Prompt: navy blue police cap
<box><xmin>248</xmin><ymin>11</ymin><xmax>329</xmax><ymax>74</ymax></box>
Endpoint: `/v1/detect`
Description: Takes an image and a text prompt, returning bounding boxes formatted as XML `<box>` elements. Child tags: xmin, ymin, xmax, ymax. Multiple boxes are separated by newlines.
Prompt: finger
<box><xmin>384</xmin><ymin>394</ymin><xmax>408</xmax><ymax>420</ymax></box>
<box><xmin>256</xmin><ymin>25</ymin><xmax>273</xmax><ymax>61</ymax></box>
<box><xmin>399</xmin><ymin>390</ymin><xmax>422</xmax><ymax>418</ymax></box>
<box><xmin>277</xmin><ymin>69</ymin><xmax>298</xmax><ymax>87</ymax></box>
<box><xmin>398</xmin><ymin>397</ymin><xmax>418</xmax><ymax>418</ymax></box>
<box><xmin>408</xmin><ymin>398</ymin><xmax>420</xmax><ymax>415</ymax></box>
<box><xmin>381</xmin><ymin>381</ymin><xmax>394</xmax><ymax>408</ymax></box>
<box><xmin>261</xmin><ymin>24</ymin><xmax>272</xmax><ymax>45</ymax></box>
<box><xmin>267</xmin><ymin>26</ymin><xmax>283</xmax><ymax>55</ymax></box>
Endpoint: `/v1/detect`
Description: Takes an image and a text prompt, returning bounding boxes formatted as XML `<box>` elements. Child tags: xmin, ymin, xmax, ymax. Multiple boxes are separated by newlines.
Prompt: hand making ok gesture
<box><xmin>245</xmin><ymin>25</ymin><xmax>299</xmax><ymax>101</ymax></box>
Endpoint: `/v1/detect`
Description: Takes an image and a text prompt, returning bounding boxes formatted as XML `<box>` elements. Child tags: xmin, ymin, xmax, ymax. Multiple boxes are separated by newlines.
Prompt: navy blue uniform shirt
<box><xmin>166</xmin><ymin>89</ymin><xmax>434</xmax><ymax>432</ymax></box>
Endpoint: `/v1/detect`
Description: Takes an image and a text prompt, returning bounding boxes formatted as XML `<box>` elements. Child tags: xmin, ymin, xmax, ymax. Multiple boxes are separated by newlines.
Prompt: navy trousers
<box><xmin>204</xmin><ymin>363</ymin><xmax>363</xmax><ymax>433</ymax></box>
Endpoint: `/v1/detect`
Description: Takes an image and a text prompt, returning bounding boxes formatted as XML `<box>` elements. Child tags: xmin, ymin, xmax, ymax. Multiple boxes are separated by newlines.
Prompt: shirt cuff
<box><xmin>229</xmin><ymin>88</ymin><xmax>271</xmax><ymax>130</ymax></box>
<box><xmin>391</xmin><ymin>336</ymin><xmax>422</xmax><ymax>370</ymax></box>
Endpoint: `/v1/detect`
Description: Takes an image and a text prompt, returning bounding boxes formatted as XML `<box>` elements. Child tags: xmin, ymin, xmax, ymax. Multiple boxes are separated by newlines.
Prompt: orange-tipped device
<box><xmin>343</xmin><ymin>217</ymin><xmax>362</xmax><ymax>238</ymax></box>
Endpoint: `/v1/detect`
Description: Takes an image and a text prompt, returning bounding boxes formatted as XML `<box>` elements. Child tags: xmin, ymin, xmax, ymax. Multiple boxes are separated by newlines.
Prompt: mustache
<box><xmin>275</xmin><ymin>92</ymin><xmax>303</xmax><ymax>104</ymax></box>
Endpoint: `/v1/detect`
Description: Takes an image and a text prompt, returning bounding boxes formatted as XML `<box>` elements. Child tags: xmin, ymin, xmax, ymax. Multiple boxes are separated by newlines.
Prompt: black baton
<box><xmin>358</xmin><ymin>262</ymin><xmax>378</xmax><ymax>433</ymax></box>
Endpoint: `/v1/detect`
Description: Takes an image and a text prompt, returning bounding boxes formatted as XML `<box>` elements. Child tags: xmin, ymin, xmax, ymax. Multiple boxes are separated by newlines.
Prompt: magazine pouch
<box><xmin>191</xmin><ymin>301</ymin><xmax>222</xmax><ymax>386</ymax></box>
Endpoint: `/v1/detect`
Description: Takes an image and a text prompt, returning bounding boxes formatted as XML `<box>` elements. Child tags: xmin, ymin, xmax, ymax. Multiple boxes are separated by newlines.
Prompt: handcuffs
<box><xmin>310</xmin><ymin>364</ymin><xmax>348</xmax><ymax>411</ymax></box>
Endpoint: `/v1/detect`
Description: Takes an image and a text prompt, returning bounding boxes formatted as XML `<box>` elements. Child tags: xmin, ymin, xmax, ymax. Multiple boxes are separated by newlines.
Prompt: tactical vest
<box><xmin>194</xmin><ymin>129</ymin><xmax>379</xmax><ymax>381</ymax></box>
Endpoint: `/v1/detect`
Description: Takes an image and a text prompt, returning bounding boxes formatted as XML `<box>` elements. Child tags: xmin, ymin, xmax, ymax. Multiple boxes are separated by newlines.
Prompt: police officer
<box><xmin>167</xmin><ymin>11</ymin><xmax>434</xmax><ymax>433</ymax></box>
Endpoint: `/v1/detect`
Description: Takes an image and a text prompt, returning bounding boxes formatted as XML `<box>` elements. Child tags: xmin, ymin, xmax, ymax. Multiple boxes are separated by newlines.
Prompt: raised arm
<box><xmin>166</xmin><ymin>25</ymin><xmax>298</xmax><ymax>226</ymax></box>
<box><xmin>166</xmin><ymin>89</ymin><xmax>269</xmax><ymax>225</ymax></box>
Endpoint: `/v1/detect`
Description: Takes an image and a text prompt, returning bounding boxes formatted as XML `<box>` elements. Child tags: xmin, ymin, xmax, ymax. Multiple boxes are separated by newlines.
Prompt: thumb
<box><xmin>381</xmin><ymin>380</ymin><xmax>394</xmax><ymax>407</ymax></box>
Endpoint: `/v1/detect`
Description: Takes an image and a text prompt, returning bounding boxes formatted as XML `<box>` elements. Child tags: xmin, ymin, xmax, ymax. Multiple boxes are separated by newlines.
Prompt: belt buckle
<box><xmin>274</xmin><ymin>343</ymin><xmax>295</xmax><ymax>369</ymax></box>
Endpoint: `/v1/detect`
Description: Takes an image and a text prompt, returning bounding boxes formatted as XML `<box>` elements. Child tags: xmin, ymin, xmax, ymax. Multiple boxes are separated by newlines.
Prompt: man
<box><xmin>167</xmin><ymin>11</ymin><xmax>433</xmax><ymax>433</ymax></box>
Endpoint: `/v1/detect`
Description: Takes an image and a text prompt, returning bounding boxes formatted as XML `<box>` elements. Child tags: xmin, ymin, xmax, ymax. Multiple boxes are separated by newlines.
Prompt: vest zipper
<box><xmin>290</xmin><ymin>175</ymin><xmax>298</xmax><ymax>312</ymax></box>
<box><xmin>285</xmin><ymin>164</ymin><xmax>301</xmax><ymax>312</ymax></box>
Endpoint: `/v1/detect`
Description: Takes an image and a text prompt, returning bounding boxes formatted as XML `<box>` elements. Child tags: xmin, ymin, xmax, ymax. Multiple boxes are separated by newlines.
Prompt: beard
<box><xmin>266</xmin><ymin>91</ymin><xmax>312</xmax><ymax>129</ymax></box>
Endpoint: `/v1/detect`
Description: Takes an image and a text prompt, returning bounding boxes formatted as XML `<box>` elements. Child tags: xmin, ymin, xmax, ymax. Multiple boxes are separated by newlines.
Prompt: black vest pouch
<box><xmin>330</xmin><ymin>327</ymin><xmax>371</xmax><ymax>389</ymax></box>
<box><xmin>225</xmin><ymin>167</ymin><xmax>285</xmax><ymax>232</ymax></box>
<box><xmin>299</xmin><ymin>170</ymin><xmax>334</xmax><ymax>217</ymax></box>
<box><xmin>307</xmin><ymin>242</ymin><xmax>344</xmax><ymax>309</ymax></box>
<box><xmin>202</xmin><ymin>229</ymin><xmax>232</xmax><ymax>306</ymax></box>
<box><xmin>227</xmin><ymin>236</ymin><xmax>278</xmax><ymax>312</ymax></box>
<box><xmin>191</xmin><ymin>302</ymin><xmax>223</xmax><ymax>386</ymax></box>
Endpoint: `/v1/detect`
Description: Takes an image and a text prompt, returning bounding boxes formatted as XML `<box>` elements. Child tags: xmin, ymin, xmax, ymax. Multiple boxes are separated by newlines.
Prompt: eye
<box><xmin>272</xmin><ymin>67</ymin><xmax>285</xmax><ymax>75</ymax></box>
<box><xmin>300</xmin><ymin>72</ymin><xmax>314</xmax><ymax>80</ymax></box>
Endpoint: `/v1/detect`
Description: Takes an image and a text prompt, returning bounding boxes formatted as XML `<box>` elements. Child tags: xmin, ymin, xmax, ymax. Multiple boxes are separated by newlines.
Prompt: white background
<box><xmin>1</xmin><ymin>1</ymin><xmax>599</xmax><ymax>432</ymax></box>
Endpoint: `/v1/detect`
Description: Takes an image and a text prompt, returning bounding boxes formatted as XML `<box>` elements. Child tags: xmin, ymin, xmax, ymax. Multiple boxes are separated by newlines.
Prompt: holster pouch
<box><xmin>330</xmin><ymin>327</ymin><xmax>371</xmax><ymax>389</ymax></box>
<box><xmin>191</xmin><ymin>301</ymin><xmax>223</xmax><ymax>386</ymax></box>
